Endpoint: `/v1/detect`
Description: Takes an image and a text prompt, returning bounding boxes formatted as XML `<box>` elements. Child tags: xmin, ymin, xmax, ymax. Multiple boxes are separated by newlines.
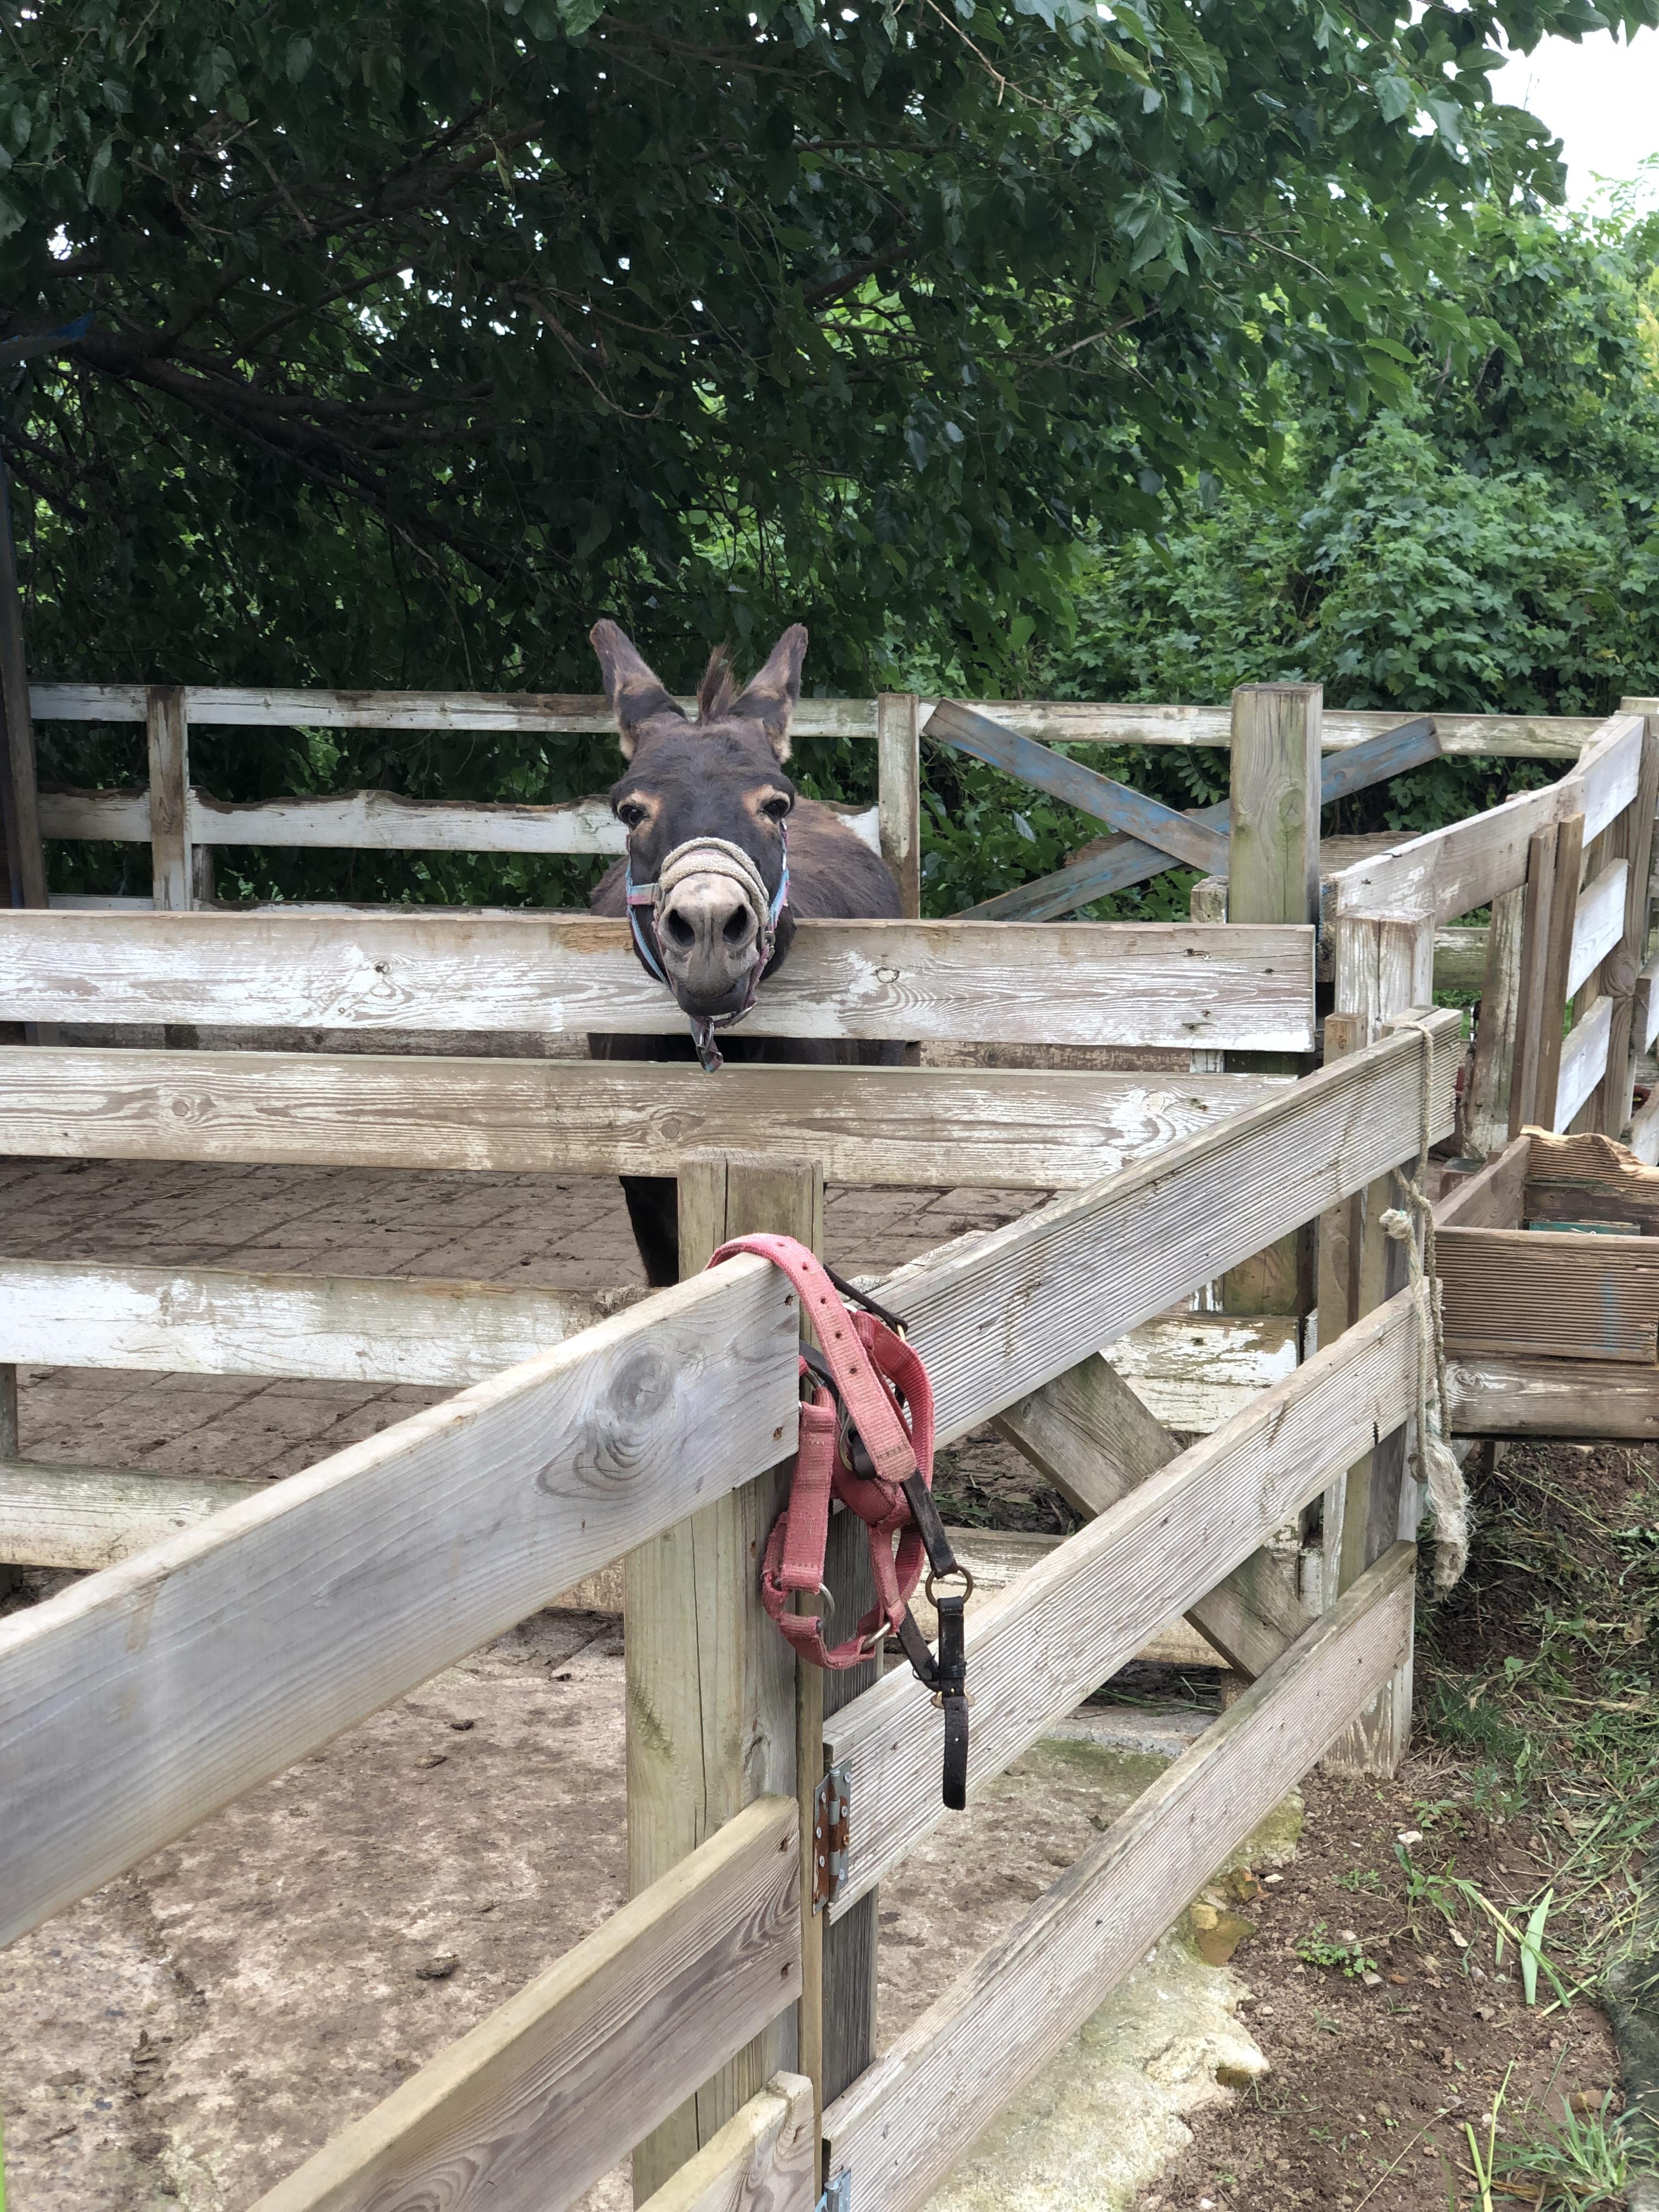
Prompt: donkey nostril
<box><xmin>664</xmin><ymin>909</ymin><xmax>696</xmax><ymax>949</ymax></box>
<box><xmin>723</xmin><ymin>907</ymin><xmax>753</xmax><ymax>945</ymax></box>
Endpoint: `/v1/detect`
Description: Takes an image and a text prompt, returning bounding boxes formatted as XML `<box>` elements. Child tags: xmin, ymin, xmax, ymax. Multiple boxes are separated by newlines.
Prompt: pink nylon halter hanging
<box><xmin>707</xmin><ymin>1232</ymin><xmax>936</xmax><ymax>1671</ymax></box>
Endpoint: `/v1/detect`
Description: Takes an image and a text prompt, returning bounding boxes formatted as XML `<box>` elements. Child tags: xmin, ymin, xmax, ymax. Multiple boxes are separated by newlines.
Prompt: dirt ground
<box><xmin>1135</xmin><ymin>1764</ymin><xmax>1625</xmax><ymax>2212</ymax></box>
<box><xmin>1</xmin><ymin>1156</ymin><xmax>1648</xmax><ymax>2210</ymax></box>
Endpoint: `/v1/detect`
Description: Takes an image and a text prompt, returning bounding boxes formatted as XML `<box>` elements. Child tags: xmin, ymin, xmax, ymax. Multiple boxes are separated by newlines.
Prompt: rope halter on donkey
<box><xmin>626</xmin><ymin>824</ymin><xmax>791</xmax><ymax>1073</ymax></box>
<box><xmin>1378</xmin><ymin>1016</ymin><xmax>1470</xmax><ymax>1592</ymax></box>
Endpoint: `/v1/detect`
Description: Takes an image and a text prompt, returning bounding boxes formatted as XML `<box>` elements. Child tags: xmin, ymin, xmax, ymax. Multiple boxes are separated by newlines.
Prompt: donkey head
<box><xmin>592</xmin><ymin>619</ymin><xmax>805</xmax><ymax>1021</ymax></box>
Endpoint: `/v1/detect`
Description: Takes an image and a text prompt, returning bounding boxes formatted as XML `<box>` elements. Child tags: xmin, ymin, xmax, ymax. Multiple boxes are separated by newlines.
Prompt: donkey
<box><xmin>588</xmin><ymin>618</ymin><xmax>904</xmax><ymax>1285</ymax></box>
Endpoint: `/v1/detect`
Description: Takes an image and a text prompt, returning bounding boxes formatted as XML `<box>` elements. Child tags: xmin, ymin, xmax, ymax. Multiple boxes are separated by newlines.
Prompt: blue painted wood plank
<box><xmin>927</xmin><ymin>701</ymin><xmax>1232</xmax><ymax>874</ymax></box>
<box><xmin>956</xmin><ymin>714</ymin><xmax>1441</xmax><ymax>921</ymax></box>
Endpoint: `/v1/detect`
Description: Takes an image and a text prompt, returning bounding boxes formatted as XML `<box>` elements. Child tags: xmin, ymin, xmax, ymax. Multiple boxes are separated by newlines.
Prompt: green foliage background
<box><xmin>2</xmin><ymin>0</ymin><xmax>1658</xmax><ymax>910</ymax></box>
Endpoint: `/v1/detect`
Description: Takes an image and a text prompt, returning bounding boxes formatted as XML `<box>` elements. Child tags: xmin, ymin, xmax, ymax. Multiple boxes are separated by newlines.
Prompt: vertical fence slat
<box><xmin>877</xmin><ymin>692</ymin><xmax>922</xmax><ymax>920</ymax></box>
<box><xmin>1588</xmin><ymin>714</ymin><xmax>1659</xmax><ymax>1135</ymax></box>
<box><xmin>1324</xmin><ymin>913</ymin><xmax>1434</xmax><ymax>1775</ymax></box>
<box><xmin>1465</xmin><ymin>884</ymin><xmax>1525</xmax><ymax>1156</ymax></box>
<box><xmin>627</xmin><ymin>1154</ymin><xmax>820</xmax><ymax>2204</ymax></box>
<box><xmin>1537</xmin><ymin>812</ymin><xmax>1587</xmax><ymax>1131</ymax></box>
<box><xmin>146</xmin><ymin>684</ymin><xmax>193</xmax><ymax>911</ymax></box>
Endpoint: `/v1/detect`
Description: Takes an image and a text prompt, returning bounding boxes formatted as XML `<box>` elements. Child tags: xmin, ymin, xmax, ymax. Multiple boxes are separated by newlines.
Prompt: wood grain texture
<box><xmin>1637</xmin><ymin>955</ymin><xmax>1659</xmax><ymax>1056</ymax></box>
<box><xmin>1524</xmin><ymin>1130</ymin><xmax>1659</xmax><ymax>1228</ymax></box>
<box><xmin>1465</xmin><ymin>886</ymin><xmax>1524</xmax><ymax>1156</ymax></box>
<box><xmin>822</xmin><ymin>1290</ymin><xmax>1417</xmax><ymax>1916</ymax></box>
<box><xmin>1629</xmin><ymin>1087</ymin><xmax>1659</xmax><ymax>1167</ymax></box>
<box><xmin>926</xmin><ymin>701</ymin><xmax>1232</xmax><ymax>872</ymax></box>
<box><xmin>0</xmin><ymin>1462</ymin><xmax>262</xmax><ymax>1570</ymax></box>
<box><xmin>1108</xmin><ymin>1311</ymin><xmax>1299</xmax><ymax>1431</ymax></box>
<box><xmin>860</xmin><ymin>1008</ymin><xmax>1459</xmax><ymax>1452</ymax></box>
<box><xmin>1568</xmin><ymin>860</ymin><xmax>1629</xmax><ymax>998</ymax></box>
<box><xmin>1510</xmin><ymin>824</ymin><xmax>1562</xmax><ymax>1139</ymax></box>
<box><xmin>1536</xmin><ymin>815</ymin><xmax>1588</xmax><ymax>1137</ymax></box>
<box><xmin>1588</xmin><ymin>720</ymin><xmax>1658</xmax><ymax>1135</ymax></box>
<box><xmin>254</xmin><ymin>1797</ymin><xmax>800</xmax><ymax>2212</ymax></box>
<box><xmin>628</xmin><ymin>1159</ymin><xmax>815</xmax><ymax>2198</ymax></box>
<box><xmin>0</xmin><ymin>1257</ymin><xmax>628</xmax><ymax>1383</ymax></box>
<box><xmin>192</xmin><ymin>787</ymin><xmax>629</xmax><ymax>854</ymax></box>
<box><xmin>1555</xmin><ymin>994</ymin><xmax>1614</xmax><ymax>1133</ymax></box>
<box><xmin>1437</xmin><ymin>1223</ymin><xmax>1659</xmax><ymax>1362</ymax></box>
<box><xmin>961</xmin><ymin>718</ymin><xmax>1437</xmax><ymax>926</ymax></box>
<box><xmin>993</xmin><ymin>1348</ymin><xmax>1308</xmax><ymax>1679</ymax></box>
<box><xmin>1448</xmin><ymin>1352</ymin><xmax>1659</xmax><ymax>1438</ymax></box>
<box><xmin>25</xmin><ymin>682</ymin><xmax>1611</xmax><ymax>757</ymax></box>
<box><xmin>877</xmin><ymin>694</ymin><xmax>922</xmax><ymax>921</ymax></box>
<box><xmin>1227</xmin><ymin>684</ymin><xmax>1322</xmax><ymax>930</ymax></box>
<box><xmin>634</xmin><ymin>2075</ymin><xmax>816</xmax><ymax>2212</ymax></box>
<box><xmin>145</xmin><ymin>688</ymin><xmax>191</xmax><ymax>911</ymax></box>
<box><xmin>0</xmin><ymin>1047</ymin><xmax>1289</xmax><ymax>1190</ymax></box>
<box><xmin>821</xmin><ymin>1546</ymin><xmax>1417</xmax><ymax>2212</ymax></box>
<box><xmin>0</xmin><ymin>1259</ymin><xmax>797</xmax><ymax>1945</ymax></box>
<box><xmin>1330</xmin><ymin>714</ymin><xmax>1641</xmax><ymax>923</ymax></box>
<box><xmin>0</xmin><ymin>911</ymin><xmax>1316</xmax><ymax>1050</ymax></box>
<box><xmin>1434</xmin><ymin>1138</ymin><xmax>1530</xmax><ymax>1231</ymax></box>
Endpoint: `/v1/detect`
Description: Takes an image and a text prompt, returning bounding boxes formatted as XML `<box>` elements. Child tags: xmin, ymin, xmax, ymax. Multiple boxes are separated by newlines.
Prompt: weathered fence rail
<box><xmin>4</xmin><ymin>679</ymin><xmax>1658</xmax><ymax>2212</ymax></box>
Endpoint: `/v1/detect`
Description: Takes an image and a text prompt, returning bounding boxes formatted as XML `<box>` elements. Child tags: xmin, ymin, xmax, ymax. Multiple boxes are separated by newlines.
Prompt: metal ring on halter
<box><xmin>794</xmin><ymin>1582</ymin><xmax>835</xmax><ymax>1622</ymax></box>
<box><xmin>924</xmin><ymin>1564</ymin><xmax>975</xmax><ymax>1607</ymax></box>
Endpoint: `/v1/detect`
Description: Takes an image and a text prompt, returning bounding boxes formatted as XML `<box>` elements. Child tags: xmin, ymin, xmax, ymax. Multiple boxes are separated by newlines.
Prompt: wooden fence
<box><xmin>2</xmin><ymin>684</ymin><xmax>1657</xmax><ymax>2210</ymax></box>
<box><xmin>20</xmin><ymin>678</ymin><xmax>1628</xmax><ymax>932</ymax></box>
<box><xmin>0</xmin><ymin>1006</ymin><xmax>1453</xmax><ymax>2211</ymax></box>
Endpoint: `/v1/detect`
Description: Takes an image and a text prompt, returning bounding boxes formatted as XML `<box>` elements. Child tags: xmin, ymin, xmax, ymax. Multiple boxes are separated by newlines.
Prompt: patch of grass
<box><xmin>1336</xmin><ymin>1865</ymin><xmax>1384</xmax><ymax>1893</ymax></box>
<box><xmin>1417</xmin><ymin>1444</ymin><xmax>1659</xmax><ymax>1993</ymax></box>
<box><xmin>1296</xmin><ymin>1921</ymin><xmax>1380</xmax><ymax>1978</ymax></box>
<box><xmin>1485</xmin><ymin>2094</ymin><xmax>1655</xmax><ymax>2209</ymax></box>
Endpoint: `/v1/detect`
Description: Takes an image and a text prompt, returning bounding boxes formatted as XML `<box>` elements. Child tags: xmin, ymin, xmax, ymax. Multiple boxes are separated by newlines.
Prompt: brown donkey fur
<box><xmin>588</xmin><ymin>619</ymin><xmax>903</xmax><ymax>1284</ymax></box>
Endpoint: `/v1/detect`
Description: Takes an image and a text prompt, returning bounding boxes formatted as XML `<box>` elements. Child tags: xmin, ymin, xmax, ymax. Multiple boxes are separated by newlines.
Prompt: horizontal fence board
<box><xmin>823</xmin><ymin>1547</ymin><xmax>1416</xmax><ymax>2212</ymax></box>
<box><xmin>1568</xmin><ymin>860</ymin><xmax>1630</xmax><ymax>997</ymax></box>
<box><xmin>0</xmin><ymin>1462</ymin><xmax>262</xmax><ymax>1571</ymax></box>
<box><xmin>27</xmin><ymin>686</ymin><xmax>1611</xmax><ymax>758</ymax></box>
<box><xmin>38</xmin><ymin>786</ymin><xmax>150</xmax><ymax>840</ymax></box>
<box><xmin>1331</xmin><ymin>714</ymin><xmax>1643</xmax><ymax>923</ymax></box>
<box><xmin>1437</xmin><ymin>1224</ymin><xmax>1659</xmax><ymax>1364</ymax></box>
<box><xmin>0</xmin><ymin>1047</ymin><xmax>1289</xmax><ymax>1189</ymax></box>
<box><xmin>1449</xmin><ymin>1351</ymin><xmax>1659</xmax><ymax>1438</ymax></box>
<box><xmin>823</xmin><ymin>1291</ymin><xmax>1417</xmax><ymax>1915</ymax></box>
<box><xmin>0</xmin><ymin>912</ymin><xmax>1316</xmax><ymax>1050</ymax></box>
<box><xmin>1107</xmin><ymin>1310</ymin><xmax>1299</xmax><ymax>1432</ymax></box>
<box><xmin>857</xmin><ymin>1009</ymin><xmax>1459</xmax><ymax>1450</ymax></box>
<box><xmin>634</xmin><ymin>2074</ymin><xmax>816</xmax><ymax>2212</ymax></box>
<box><xmin>0</xmin><ymin>1258</ymin><xmax>628</xmax><ymax>1384</ymax></box>
<box><xmin>193</xmin><ymin>789</ymin><xmax>626</xmax><ymax>854</ymax></box>
<box><xmin>1554</xmin><ymin>995</ymin><xmax>1615</xmax><ymax>1132</ymax></box>
<box><xmin>255</xmin><ymin>1796</ymin><xmax>800</xmax><ymax>2212</ymax></box>
<box><xmin>0</xmin><ymin>1260</ymin><xmax>797</xmax><ymax>1945</ymax></box>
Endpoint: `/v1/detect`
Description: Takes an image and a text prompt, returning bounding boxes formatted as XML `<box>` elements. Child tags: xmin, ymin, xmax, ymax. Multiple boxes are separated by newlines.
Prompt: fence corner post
<box><xmin>626</xmin><ymin>1152</ymin><xmax>823</xmax><ymax>2204</ymax></box>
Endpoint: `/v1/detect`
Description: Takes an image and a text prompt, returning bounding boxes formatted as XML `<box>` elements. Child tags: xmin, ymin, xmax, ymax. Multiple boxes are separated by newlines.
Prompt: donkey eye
<box><xmin>616</xmin><ymin>800</ymin><xmax>647</xmax><ymax>828</ymax></box>
<box><xmin>761</xmin><ymin>794</ymin><xmax>793</xmax><ymax>822</ymax></box>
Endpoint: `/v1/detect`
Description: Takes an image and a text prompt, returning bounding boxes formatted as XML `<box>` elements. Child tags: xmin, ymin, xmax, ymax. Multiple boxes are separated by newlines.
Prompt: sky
<box><xmin>1489</xmin><ymin>26</ymin><xmax>1659</xmax><ymax>206</ymax></box>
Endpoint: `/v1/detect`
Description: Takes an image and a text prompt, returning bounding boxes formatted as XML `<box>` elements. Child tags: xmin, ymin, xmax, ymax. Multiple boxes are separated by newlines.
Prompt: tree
<box><xmin>5</xmin><ymin>0</ymin><xmax>1652</xmax><ymax>709</ymax></box>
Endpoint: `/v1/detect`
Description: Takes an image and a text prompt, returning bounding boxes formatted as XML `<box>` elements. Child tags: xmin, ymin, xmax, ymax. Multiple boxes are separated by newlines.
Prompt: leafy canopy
<box><xmin>4</xmin><ymin>0</ymin><xmax>1653</xmax><ymax>707</ymax></box>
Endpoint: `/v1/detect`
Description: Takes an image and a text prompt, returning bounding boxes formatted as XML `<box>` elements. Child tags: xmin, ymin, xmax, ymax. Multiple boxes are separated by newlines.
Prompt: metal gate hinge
<box><xmin>811</xmin><ymin>1760</ymin><xmax>849</xmax><ymax>1914</ymax></box>
<box><xmin>816</xmin><ymin>2167</ymin><xmax>852</xmax><ymax>2212</ymax></box>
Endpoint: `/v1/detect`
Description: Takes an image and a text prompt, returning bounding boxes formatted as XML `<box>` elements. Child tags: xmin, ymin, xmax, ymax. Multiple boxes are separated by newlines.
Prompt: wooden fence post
<box><xmin>1223</xmin><ymin>685</ymin><xmax>1321</xmax><ymax>1635</ymax></box>
<box><xmin>146</xmin><ymin>685</ymin><xmax>194</xmax><ymax>912</ymax></box>
<box><xmin>877</xmin><ymin>693</ymin><xmax>922</xmax><ymax>921</ymax></box>
<box><xmin>1464</xmin><ymin>885</ymin><xmax>1525</xmax><ymax>1156</ymax></box>
<box><xmin>1221</xmin><ymin>684</ymin><xmax>1321</xmax><ymax>1317</ymax></box>
<box><xmin>627</xmin><ymin>1154</ymin><xmax>821</xmax><ymax>2204</ymax></box>
<box><xmin>1324</xmin><ymin>912</ymin><xmax>1435</xmax><ymax>1774</ymax></box>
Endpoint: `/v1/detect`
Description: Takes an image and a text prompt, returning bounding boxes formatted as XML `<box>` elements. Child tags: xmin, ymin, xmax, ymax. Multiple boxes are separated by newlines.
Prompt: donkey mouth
<box><xmin>670</xmin><ymin>972</ymin><xmax>755</xmax><ymax>1024</ymax></box>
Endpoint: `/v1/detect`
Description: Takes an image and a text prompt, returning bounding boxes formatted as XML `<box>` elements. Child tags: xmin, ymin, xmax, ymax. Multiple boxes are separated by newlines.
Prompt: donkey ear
<box><xmin>590</xmin><ymin>619</ymin><xmax>685</xmax><ymax>761</ymax></box>
<box><xmin>730</xmin><ymin>624</ymin><xmax>807</xmax><ymax>762</ymax></box>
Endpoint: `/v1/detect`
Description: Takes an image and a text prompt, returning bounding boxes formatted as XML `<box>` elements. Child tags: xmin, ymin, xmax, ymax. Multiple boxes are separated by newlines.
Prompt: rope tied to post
<box><xmin>1378</xmin><ymin>1015</ymin><xmax>1470</xmax><ymax>1591</ymax></box>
